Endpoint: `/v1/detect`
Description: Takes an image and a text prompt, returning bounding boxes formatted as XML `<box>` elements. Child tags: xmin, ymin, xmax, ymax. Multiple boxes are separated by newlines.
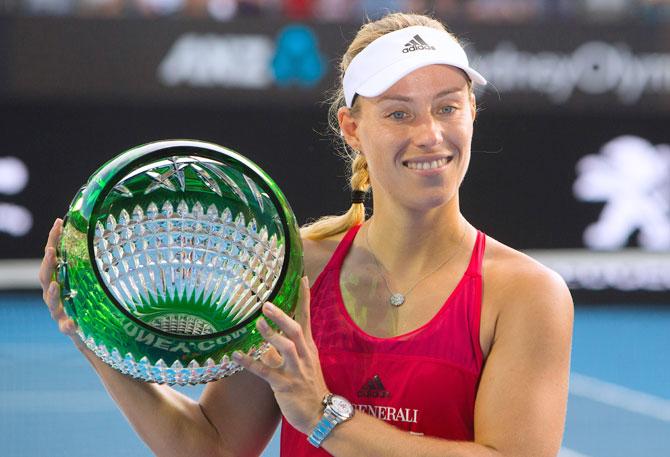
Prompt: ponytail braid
<box><xmin>300</xmin><ymin>153</ymin><xmax>370</xmax><ymax>240</ymax></box>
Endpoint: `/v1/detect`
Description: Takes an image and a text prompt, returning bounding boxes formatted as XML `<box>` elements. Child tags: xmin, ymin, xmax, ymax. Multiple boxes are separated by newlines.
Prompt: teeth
<box><xmin>405</xmin><ymin>157</ymin><xmax>449</xmax><ymax>170</ymax></box>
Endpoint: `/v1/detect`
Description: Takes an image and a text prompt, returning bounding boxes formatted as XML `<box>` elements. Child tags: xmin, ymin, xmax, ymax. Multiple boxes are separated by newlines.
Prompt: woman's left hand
<box><xmin>233</xmin><ymin>276</ymin><xmax>329</xmax><ymax>435</ymax></box>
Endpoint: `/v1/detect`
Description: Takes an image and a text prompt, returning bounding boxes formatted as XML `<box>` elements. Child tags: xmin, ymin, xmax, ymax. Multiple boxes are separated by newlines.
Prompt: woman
<box><xmin>40</xmin><ymin>12</ymin><xmax>573</xmax><ymax>457</ymax></box>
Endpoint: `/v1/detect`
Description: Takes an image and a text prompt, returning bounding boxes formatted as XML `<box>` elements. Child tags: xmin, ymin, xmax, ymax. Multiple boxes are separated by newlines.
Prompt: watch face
<box><xmin>331</xmin><ymin>395</ymin><xmax>354</xmax><ymax>417</ymax></box>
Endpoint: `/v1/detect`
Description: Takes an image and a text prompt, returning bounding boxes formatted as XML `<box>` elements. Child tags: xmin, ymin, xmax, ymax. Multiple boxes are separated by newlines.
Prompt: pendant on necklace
<box><xmin>390</xmin><ymin>293</ymin><xmax>405</xmax><ymax>307</ymax></box>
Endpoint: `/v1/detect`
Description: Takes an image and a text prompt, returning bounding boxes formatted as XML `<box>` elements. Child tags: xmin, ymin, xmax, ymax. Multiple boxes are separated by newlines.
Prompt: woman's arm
<box><xmin>472</xmin><ymin>260</ymin><xmax>573</xmax><ymax>457</ymax></box>
<box><xmin>40</xmin><ymin>219</ymin><xmax>281</xmax><ymax>457</ymax></box>
<box><xmin>235</xmin><ymin>253</ymin><xmax>573</xmax><ymax>457</ymax></box>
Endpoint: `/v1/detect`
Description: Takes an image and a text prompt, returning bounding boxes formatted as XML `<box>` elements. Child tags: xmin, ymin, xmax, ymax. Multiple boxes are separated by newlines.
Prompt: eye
<box><xmin>387</xmin><ymin>111</ymin><xmax>408</xmax><ymax>120</ymax></box>
<box><xmin>438</xmin><ymin>106</ymin><xmax>456</xmax><ymax>115</ymax></box>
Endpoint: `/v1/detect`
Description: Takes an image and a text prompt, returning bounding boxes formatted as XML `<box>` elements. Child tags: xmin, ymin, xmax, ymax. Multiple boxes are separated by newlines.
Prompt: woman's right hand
<box><xmin>39</xmin><ymin>218</ymin><xmax>78</xmax><ymax>340</ymax></box>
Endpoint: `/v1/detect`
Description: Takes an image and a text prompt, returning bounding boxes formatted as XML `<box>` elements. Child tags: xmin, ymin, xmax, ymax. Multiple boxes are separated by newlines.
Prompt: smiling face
<box><xmin>339</xmin><ymin>64</ymin><xmax>476</xmax><ymax>214</ymax></box>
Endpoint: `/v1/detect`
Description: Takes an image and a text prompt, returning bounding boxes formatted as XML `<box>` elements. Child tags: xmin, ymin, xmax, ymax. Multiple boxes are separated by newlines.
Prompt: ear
<box><xmin>337</xmin><ymin>106</ymin><xmax>362</xmax><ymax>152</ymax></box>
<box><xmin>470</xmin><ymin>93</ymin><xmax>477</xmax><ymax>123</ymax></box>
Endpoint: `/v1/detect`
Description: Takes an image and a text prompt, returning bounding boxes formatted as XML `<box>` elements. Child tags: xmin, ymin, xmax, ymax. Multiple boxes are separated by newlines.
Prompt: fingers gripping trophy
<box><xmin>55</xmin><ymin>140</ymin><xmax>303</xmax><ymax>385</ymax></box>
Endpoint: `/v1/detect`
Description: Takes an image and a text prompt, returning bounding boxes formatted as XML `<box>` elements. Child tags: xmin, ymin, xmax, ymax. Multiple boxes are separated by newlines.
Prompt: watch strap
<box><xmin>307</xmin><ymin>411</ymin><xmax>337</xmax><ymax>448</ymax></box>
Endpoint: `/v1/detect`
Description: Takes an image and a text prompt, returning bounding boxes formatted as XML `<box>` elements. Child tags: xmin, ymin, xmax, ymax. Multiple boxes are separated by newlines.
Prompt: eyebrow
<box><xmin>435</xmin><ymin>88</ymin><xmax>467</xmax><ymax>98</ymax></box>
<box><xmin>377</xmin><ymin>87</ymin><xmax>466</xmax><ymax>103</ymax></box>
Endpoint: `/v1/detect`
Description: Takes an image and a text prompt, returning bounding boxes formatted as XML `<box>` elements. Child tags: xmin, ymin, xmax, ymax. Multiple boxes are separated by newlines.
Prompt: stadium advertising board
<box><xmin>2</xmin><ymin>17</ymin><xmax>670</xmax><ymax>112</ymax></box>
<box><xmin>0</xmin><ymin>17</ymin><xmax>668</xmax><ymax>301</ymax></box>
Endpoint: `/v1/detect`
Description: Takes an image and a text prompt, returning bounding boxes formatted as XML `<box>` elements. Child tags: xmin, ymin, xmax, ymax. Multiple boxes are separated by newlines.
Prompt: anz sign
<box><xmin>158</xmin><ymin>24</ymin><xmax>326</xmax><ymax>90</ymax></box>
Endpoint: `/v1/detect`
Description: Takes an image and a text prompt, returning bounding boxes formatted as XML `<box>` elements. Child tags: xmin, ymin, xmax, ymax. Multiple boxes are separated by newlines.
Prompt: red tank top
<box><xmin>280</xmin><ymin>225</ymin><xmax>486</xmax><ymax>456</ymax></box>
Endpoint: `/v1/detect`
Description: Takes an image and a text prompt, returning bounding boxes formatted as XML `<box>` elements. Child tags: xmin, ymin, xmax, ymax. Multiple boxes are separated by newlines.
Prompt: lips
<box><xmin>402</xmin><ymin>156</ymin><xmax>453</xmax><ymax>170</ymax></box>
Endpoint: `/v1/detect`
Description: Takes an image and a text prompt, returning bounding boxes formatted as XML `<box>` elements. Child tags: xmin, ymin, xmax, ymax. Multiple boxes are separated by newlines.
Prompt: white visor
<box><xmin>342</xmin><ymin>25</ymin><xmax>486</xmax><ymax>108</ymax></box>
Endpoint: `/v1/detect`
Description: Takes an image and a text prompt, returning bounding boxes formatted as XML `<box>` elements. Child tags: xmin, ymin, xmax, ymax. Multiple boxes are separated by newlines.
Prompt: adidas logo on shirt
<box><xmin>402</xmin><ymin>34</ymin><xmax>436</xmax><ymax>53</ymax></box>
<box><xmin>357</xmin><ymin>374</ymin><xmax>391</xmax><ymax>398</ymax></box>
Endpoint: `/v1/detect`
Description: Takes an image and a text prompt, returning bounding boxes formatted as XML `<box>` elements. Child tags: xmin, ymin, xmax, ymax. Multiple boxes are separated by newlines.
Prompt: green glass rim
<box><xmin>86</xmin><ymin>141</ymin><xmax>295</xmax><ymax>341</ymax></box>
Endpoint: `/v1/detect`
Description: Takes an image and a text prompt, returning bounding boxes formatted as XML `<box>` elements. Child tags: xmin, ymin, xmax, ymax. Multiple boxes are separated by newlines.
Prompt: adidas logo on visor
<box><xmin>402</xmin><ymin>34</ymin><xmax>436</xmax><ymax>53</ymax></box>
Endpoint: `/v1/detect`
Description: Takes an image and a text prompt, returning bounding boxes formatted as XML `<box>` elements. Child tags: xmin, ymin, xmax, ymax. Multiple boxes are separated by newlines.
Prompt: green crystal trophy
<box><xmin>56</xmin><ymin>140</ymin><xmax>303</xmax><ymax>385</ymax></box>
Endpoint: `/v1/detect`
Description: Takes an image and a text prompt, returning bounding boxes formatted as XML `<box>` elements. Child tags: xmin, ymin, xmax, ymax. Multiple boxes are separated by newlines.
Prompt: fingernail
<box><xmin>232</xmin><ymin>351</ymin><xmax>243</xmax><ymax>361</ymax></box>
<box><xmin>263</xmin><ymin>302</ymin><xmax>277</xmax><ymax>313</ymax></box>
<box><xmin>257</xmin><ymin>317</ymin><xmax>270</xmax><ymax>332</ymax></box>
<box><xmin>49</xmin><ymin>282</ymin><xmax>57</xmax><ymax>295</ymax></box>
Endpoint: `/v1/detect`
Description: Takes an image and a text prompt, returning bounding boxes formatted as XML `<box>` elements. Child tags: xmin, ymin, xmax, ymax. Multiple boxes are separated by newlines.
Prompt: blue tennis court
<box><xmin>1</xmin><ymin>294</ymin><xmax>668</xmax><ymax>457</ymax></box>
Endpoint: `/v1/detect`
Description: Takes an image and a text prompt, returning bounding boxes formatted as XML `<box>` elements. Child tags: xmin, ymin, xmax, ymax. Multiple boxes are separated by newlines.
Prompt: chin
<box><xmin>407</xmin><ymin>193</ymin><xmax>453</xmax><ymax>212</ymax></box>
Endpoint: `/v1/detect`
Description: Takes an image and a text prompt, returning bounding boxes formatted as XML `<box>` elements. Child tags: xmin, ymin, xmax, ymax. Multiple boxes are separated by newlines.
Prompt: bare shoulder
<box><xmin>476</xmin><ymin>237</ymin><xmax>573</xmax><ymax>456</ymax></box>
<box><xmin>483</xmin><ymin>235</ymin><xmax>573</xmax><ymax>325</ymax></box>
<box><xmin>301</xmin><ymin>232</ymin><xmax>346</xmax><ymax>287</ymax></box>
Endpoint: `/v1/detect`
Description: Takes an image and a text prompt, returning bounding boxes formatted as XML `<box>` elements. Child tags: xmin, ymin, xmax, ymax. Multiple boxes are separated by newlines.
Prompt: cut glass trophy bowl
<box><xmin>56</xmin><ymin>140</ymin><xmax>303</xmax><ymax>385</ymax></box>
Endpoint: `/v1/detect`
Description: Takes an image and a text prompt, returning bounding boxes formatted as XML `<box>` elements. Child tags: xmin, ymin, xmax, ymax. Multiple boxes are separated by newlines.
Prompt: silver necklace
<box><xmin>364</xmin><ymin>224</ymin><xmax>467</xmax><ymax>307</ymax></box>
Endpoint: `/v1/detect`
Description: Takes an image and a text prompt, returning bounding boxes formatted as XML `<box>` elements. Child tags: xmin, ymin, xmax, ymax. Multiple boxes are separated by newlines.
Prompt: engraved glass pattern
<box><xmin>57</xmin><ymin>141</ymin><xmax>303</xmax><ymax>385</ymax></box>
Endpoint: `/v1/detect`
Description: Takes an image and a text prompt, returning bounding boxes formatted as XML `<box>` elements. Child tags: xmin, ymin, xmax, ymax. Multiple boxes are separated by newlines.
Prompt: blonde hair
<box><xmin>300</xmin><ymin>13</ymin><xmax>462</xmax><ymax>241</ymax></box>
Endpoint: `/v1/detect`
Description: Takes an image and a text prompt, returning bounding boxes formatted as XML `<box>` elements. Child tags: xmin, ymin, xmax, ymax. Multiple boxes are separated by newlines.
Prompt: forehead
<box><xmin>374</xmin><ymin>64</ymin><xmax>470</xmax><ymax>101</ymax></box>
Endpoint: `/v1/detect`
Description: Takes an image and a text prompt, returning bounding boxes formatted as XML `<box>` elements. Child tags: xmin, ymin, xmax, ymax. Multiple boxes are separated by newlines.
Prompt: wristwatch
<box><xmin>307</xmin><ymin>393</ymin><xmax>355</xmax><ymax>448</ymax></box>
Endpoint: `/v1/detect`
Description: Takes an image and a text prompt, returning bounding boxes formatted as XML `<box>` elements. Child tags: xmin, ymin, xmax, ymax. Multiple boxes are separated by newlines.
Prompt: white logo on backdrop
<box><xmin>0</xmin><ymin>157</ymin><xmax>29</xmax><ymax>195</ymax></box>
<box><xmin>158</xmin><ymin>33</ymin><xmax>274</xmax><ymax>88</ymax></box>
<box><xmin>574</xmin><ymin>136</ymin><xmax>670</xmax><ymax>251</ymax></box>
<box><xmin>473</xmin><ymin>41</ymin><xmax>670</xmax><ymax>104</ymax></box>
<box><xmin>0</xmin><ymin>157</ymin><xmax>32</xmax><ymax>237</ymax></box>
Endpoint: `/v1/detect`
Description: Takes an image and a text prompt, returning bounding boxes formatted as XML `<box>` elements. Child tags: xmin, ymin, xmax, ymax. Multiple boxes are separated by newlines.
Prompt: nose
<box><xmin>412</xmin><ymin>113</ymin><xmax>444</xmax><ymax>149</ymax></box>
